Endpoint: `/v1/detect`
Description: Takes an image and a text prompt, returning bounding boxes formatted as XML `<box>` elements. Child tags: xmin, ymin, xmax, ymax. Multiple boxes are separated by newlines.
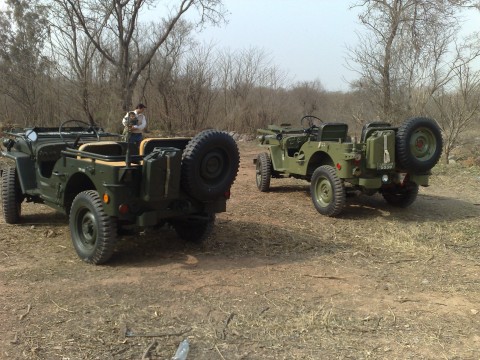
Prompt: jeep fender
<box><xmin>307</xmin><ymin>151</ymin><xmax>334</xmax><ymax>178</ymax></box>
<box><xmin>1</xmin><ymin>152</ymin><xmax>36</xmax><ymax>193</ymax></box>
<box><xmin>63</xmin><ymin>172</ymin><xmax>96</xmax><ymax>214</ymax></box>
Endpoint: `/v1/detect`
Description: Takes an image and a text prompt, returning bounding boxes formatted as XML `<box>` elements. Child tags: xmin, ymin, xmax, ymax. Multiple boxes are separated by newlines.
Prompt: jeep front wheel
<box><xmin>256</xmin><ymin>152</ymin><xmax>272</xmax><ymax>192</ymax></box>
<box><xmin>170</xmin><ymin>213</ymin><xmax>215</xmax><ymax>243</ymax></box>
<box><xmin>382</xmin><ymin>182</ymin><xmax>419</xmax><ymax>208</ymax></box>
<box><xmin>69</xmin><ymin>190</ymin><xmax>117</xmax><ymax>264</ymax></box>
<box><xmin>1</xmin><ymin>167</ymin><xmax>23</xmax><ymax>224</ymax></box>
<box><xmin>396</xmin><ymin>117</ymin><xmax>443</xmax><ymax>173</ymax></box>
<box><xmin>310</xmin><ymin>165</ymin><xmax>346</xmax><ymax>217</ymax></box>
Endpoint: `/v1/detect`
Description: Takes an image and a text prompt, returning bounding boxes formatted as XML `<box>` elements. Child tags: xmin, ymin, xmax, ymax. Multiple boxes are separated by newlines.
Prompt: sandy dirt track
<box><xmin>1</xmin><ymin>142</ymin><xmax>480</xmax><ymax>359</ymax></box>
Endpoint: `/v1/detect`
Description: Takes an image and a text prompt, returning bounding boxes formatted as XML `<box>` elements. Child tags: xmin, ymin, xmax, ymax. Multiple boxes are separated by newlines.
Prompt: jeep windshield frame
<box><xmin>4</xmin><ymin>126</ymin><xmax>119</xmax><ymax>140</ymax></box>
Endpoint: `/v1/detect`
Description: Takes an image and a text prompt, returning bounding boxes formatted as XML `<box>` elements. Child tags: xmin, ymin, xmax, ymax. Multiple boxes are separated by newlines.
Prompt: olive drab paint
<box><xmin>255</xmin><ymin>116</ymin><xmax>443</xmax><ymax>217</ymax></box>
<box><xmin>1</xmin><ymin>124</ymin><xmax>239</xmax><ymax>264</ymax></box>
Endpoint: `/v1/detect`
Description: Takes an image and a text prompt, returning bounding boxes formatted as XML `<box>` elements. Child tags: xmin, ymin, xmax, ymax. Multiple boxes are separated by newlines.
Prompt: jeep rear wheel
<box><xmin>382</xmin><ymin>182</ymin><xmax>419</xmax><ymax>208</ymax></box>
<box><xmin>170</xmin><ymin>213</ymin><xmax>215</xmax><ymax>243</ymax></box>
<box><xmin>181</xmin><ymin>130</ymin><xmax>240</xmax><ymax>201</ymax></box>
<box><xmin>396</xmin><ymin>117</ymin><xmax>443</xmax><ymax>173</ymax></box>
<box><xmin>1</xmin><ymin>167</ymin><xmax>23</xmax><ymax>224</ymax></box>
<box><xmin>69</xmin><ymin>190</ymin><xmax>117</xmax><ymax>264</ymax></box>
<box><xmin>310</xmin><ymin>165</ymin><xmax>346</xmax><ymax>217</ymax></box>
<box><xmin>256</xmin><ymin>152</ymin><xmax>272</xmax><ymax>192</ymax></box>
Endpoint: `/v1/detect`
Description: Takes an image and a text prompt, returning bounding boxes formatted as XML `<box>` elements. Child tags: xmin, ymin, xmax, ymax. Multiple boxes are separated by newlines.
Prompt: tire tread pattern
<box><xmin>1</xmin><ymin>166</ymin><xmax>22</xmax><ymax>224</ymax></box>
<box><xmin>181</xmin><ymin>130</ymin><xmax>240</xmax><ymax>201</ymax></box>
<box><xmin>70</xmin><ymin>190</ymin><xmax>117</xmax><ymax>264</ymax></box>
<box><xmin>310</xmin><ymin>165</ymin><xmax>346</xmax><ymax>217</ymax></box>
<box><xmin>396</xmin><ymin>117</ymin><xmax>443</xmax><ymax>173</ymax></box>
<box><xmin>256</xmin><ymin>152</ymin><xmax>271</xmax><ymax>192</ymax></box>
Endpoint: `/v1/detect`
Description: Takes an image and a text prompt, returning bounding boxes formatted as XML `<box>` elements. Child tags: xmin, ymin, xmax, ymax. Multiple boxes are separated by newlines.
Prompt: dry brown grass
<box><xmin>1</xmin><ymin>141</ymin><xmax>479</xmax><ymax>359</ymax></box>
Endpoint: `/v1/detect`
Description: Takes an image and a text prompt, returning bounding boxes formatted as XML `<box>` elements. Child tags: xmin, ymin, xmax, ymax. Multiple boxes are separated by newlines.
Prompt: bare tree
<box><xmin>49</xmin><ymin>0</ymin><xmax>105</xmax><ymax>124</ymax></box>
<box><xmin>0</xmin><ymin>0</ymin><xmax>52</xmax><ymax>125</ymax></box>
<box><xmin>61</xmin><ymin>0</ymin><xmax>225</xmax><ymax>111</ymax></box>
<box><xmin>448</xmin><ymin>0</ymin><xmax>480</xmax><ymax>9</ymax></box>
<box><xmin>429</xmin><ymin>58</ymin><xmax>480</xmax><ymax>163</ymax></box>
<box><xmin>290</xmin><ymin>80</ymin><xmax>325</xmax><ymax>117</ymax></box>
<box><xmin>150</xmin><ymin>21</ymin><xmax>193</xmax><ymax>134</ymax></box>
<box><xmin>216</xmin><ymin>47</ymin><xmax>285</xmax><ymax>131</ymax></box>
<box><xmin>347</xmin><ymin>0</ymin><xmax>460</xmax><ymax>122</ymax></box>
<box><xmin>175</xmin><ymin>45</ymin><xmax>218</xmax><ymax>130</ymax></box>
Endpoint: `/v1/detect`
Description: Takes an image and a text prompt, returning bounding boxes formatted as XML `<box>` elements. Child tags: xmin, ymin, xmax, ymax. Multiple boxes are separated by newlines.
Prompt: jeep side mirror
<box><xmin>25</xmin><ymin>129</ymin><xmax>38</xmax><ymax>142</ymax></box>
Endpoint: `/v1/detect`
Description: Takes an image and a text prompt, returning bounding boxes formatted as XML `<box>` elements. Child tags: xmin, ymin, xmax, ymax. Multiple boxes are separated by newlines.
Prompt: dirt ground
<box><xmin>1</xmin><ymin>141</ymin><xmax>480</xmax><ymax>360</ymax></box>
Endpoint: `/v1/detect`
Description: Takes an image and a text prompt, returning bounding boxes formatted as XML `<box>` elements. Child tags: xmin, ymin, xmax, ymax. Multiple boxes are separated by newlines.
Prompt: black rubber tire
<box><xmin>69</xmin><ymin>190</ymin><xmax>117</xmax><ymax>264</ymax></box>
<box><xmin>1</xmin><ymin>166</ymin><xmax>23</xmax><ymax>224</ymax></box>
<box><xmin>382</xmin><ymin>182</ymin><xmax>419</xmax><ymax>208</ymax></box>
<box><xmin>310</xmin><ymin>165</ymin><xmax>346</xmax><ymax>217</ymax></box>
<box><xmin>396</xmin><ymin>117</ymin><xmax>443</xmax><ymax>173</ymax></box>
<box><xmin>255</xmin><ymin>152</ymin><xmax>271</xmax><ymax>192</ymax></box>
<box><xmin>170</xmin><ymin>213</ymin><xmax>215</xmax><ymax>243</ymax></box>
<box><xmin>181</xmin><ymin>130</ymin><xmax>240</xmax><ymax>201</ymax></box>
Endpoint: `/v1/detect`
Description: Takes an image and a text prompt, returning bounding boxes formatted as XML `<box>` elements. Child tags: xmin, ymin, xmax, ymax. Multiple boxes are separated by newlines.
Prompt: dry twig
<box><xmin>216</xmin><ymin>312</ymin><xmax>236</xmax><ymax>340</ymax></box>
<box><xmin>141</xmin><ymin>340</ymin><xmax>157</xmax><ymax>360</ymax></box>
<box><xmin>388</xmin><ymin>306</ymin><xmax>396</xmax><ymax>325</ymax></box>
<box><xmin>51</xmin><ymin>299</ymin><xmax>75</xmax><ymax>313</ymax></box>
<box><xmin>215</xmin><ymin>344</ymin><xmax>226</xmax><ymax>360</ymax></box>
<box><xmin>126</xmin><ymin>327</ymin><xmax>191</xmax><ymax>338</ymax></box>
<box><xmin>19</xmin><ymin>304</ymin><xmax>31</xmax><ymax>320</ymax></box>
<box><xmin>387</xmin><ymin>259</ymin><xmax>418</xmax><ymax>264</ymax></box>
<box><xmin>303</xmin><ymin>274</ymin><xmax>347</xmax><ymax>281</ymax></box>
<box><xmin>10</xmin><ymin>332</ymin><xmax>18</xmax><ymax>344</ymax></box>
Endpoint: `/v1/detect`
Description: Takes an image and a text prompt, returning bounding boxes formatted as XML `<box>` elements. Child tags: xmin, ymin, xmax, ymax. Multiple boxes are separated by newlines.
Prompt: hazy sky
<box><xmin>185</xmin><ymin>0</ymin><xmax>480</xmax><ymax>92</ymax></box>
<box><xmin>190</xmin><ymin>0</ymin><xmax>362</xmax><ymax>91</ymax></box>
<box><xmin>1</xmin><ymin>0</ymin><xmax>478</xmax><ymax>92</ymax></box>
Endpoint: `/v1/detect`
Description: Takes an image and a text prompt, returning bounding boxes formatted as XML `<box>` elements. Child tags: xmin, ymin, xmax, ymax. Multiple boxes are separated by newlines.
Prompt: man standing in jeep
<box><xmin>122</xmin><ymin>103</ymin><xmax>147</xmax><ymax>147</ymax></box>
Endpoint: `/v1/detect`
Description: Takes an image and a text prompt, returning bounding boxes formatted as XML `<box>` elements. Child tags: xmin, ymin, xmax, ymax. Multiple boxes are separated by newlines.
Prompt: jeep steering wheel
<box><xmin>301</xmin><ymin>115</ymin><xmax>323</xmax><ymax>132</ymax></box>
<box><xmin>59</xmin><ymin>119</ymin><xmax>100</xmax><ymax>148</ymax></box>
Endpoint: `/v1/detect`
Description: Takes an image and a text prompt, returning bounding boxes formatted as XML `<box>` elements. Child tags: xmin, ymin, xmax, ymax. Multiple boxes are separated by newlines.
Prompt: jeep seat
<box><xmin>139</xmin><ymin>137</ymin><xmax>191</xmax><ymax>156</ymax></box>
<box><xmin>317</xmin><ymin>123</ymin><xmax>349</xmax><ymax>142</ymax></box>
<box><xmin>78</xmin><ymin>141</ymin><xmax>124</xmax><ymax>156</ymax></box>
<box><xmin>76</xmin><ymin>141</ymin><xmax>134</xmax><ymax>166</ymax></box>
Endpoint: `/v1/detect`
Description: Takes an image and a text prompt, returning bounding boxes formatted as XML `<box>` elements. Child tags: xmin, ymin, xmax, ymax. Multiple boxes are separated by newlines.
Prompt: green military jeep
<box><xmin>1</xmin><ymin>120</ymin><xmax>239</xmax><ymax>264</ymax></box>
<box><xmin>255</xmin><ymin>116</ymin><xmax>443</xmax><ymax>216</ymax></box>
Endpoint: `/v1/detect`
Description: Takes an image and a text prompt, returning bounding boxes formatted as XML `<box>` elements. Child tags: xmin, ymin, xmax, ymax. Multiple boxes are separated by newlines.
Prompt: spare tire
<box><xmin>181</xmin><ymin>130</ymin><xmax>240</xmax><ymax>201</ymax></box>
<box><xmin>396</xmin><ymin>117</ymin><xmax>443</xmax><ymax>173</ymax></box>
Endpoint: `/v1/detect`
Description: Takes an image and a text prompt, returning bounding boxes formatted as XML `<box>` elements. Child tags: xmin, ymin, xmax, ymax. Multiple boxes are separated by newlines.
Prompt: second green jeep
<box><xmin>255</xmin><ymin>116</ymin><xmax>443</xmax><ymax>216</ymax></box>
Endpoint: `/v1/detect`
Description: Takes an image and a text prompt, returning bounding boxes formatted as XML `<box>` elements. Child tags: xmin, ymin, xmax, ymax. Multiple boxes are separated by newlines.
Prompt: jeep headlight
<box><xmin>2</xmin><ymin>138</ymin><xmax>15</xmax><ymax>151</ymax></box>
<box><xmin>381</xmin><ymin>174</ymin><xmax>389</xmax><ymax>183</ymax></box>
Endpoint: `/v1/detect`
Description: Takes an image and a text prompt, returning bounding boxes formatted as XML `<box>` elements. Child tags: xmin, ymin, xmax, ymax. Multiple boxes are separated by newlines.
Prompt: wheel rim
<box><xmin>75</xmin><ymin>209</ymin><xmax>97</xmax><ymax>250</ymax></box>
<box><xmin>200</xmin><ymin>149</ymin><xmax>226</xmax><ymax>184</ymax></box>
<box><xmin>314</xmin><ymin>176</ymin><xmax>332</xmax><ymax>207</ymax></box>
<box><xmin>410</xmin><ymin>127</ymin><xmax>437</xmax><ymax>161</ymax></box>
